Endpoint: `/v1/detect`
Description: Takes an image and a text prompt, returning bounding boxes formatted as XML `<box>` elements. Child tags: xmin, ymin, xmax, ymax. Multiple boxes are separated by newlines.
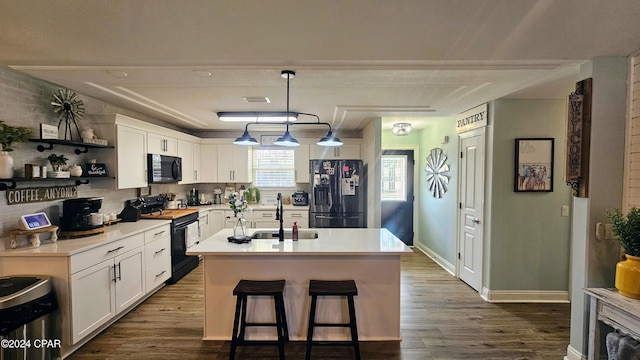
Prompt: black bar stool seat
<box><xmin>305</xmin><ymin>279</ymin><xmax>360</xmax><ymax>360</ymax></box>
<box><xmin>230</xmin><ymin>279</ymin><xmax>289</xmax><ymax>360</ymax></box>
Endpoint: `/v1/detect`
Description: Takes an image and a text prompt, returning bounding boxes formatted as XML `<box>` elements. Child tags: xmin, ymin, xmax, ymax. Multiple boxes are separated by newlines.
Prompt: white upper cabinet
<box><xmin>116</xmin><ymin>125</ymin><xmax>147</xmax><ymax>189</ymax></box>
<box><xmin>178</xmin><ymin>139</ymin><xmax>201</xmax><ymax>184</ymax></box>
<box><xmin>217</xmin><ymin>144</ymin><xmax>252</xmax><ymax>183</ymax></box>
<box><xmin>311</xmin><ymin>144</ymin><xmax>360</xmax><ymax>159</ymax></box>
<box><xmin>147</xmin><ymin>131</ymin><xmax>177</xmax><ymax>156</ymax></box>
<box><xmin>200</xmin><ymin>144</ymin><xmax>218</xmax><ymax>183</ymax></box>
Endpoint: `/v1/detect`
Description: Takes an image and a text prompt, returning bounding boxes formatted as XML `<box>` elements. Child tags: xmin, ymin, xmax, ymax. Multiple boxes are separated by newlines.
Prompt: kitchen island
<box><xmin>186</xmin><ymin>227</ymin><xmax>412</xmax><ymax>341</ymax></box>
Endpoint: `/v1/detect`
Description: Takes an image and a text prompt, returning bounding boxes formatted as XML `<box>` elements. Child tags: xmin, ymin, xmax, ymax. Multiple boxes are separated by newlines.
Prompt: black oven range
<box><xmin>133</xmin><ymin>195</ymin><xmax>200</xmax><ymax>284</ymax></box>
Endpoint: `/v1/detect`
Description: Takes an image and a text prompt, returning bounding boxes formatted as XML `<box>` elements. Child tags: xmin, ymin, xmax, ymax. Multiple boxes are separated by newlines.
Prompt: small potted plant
<box><xmin>0</xmin><ymin>121</ymin><xmax>32</xmax><ymax>179</ymax></box>
<box><xmin>47</xmin><ymin>154</ymin><xmax>69</xmax><ymax>172</ymax></box>
<box><xmin>606</xmin><ymin>207</ymin><xmax>640</xmax><ymax>299</ymax></box>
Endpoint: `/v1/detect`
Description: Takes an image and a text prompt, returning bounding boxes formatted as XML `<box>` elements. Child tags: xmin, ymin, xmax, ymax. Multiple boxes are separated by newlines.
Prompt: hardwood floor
<box><xmin>68</xmin><ymin>251</ymin><xmax>570</xmax><ymax>359</ymax></box>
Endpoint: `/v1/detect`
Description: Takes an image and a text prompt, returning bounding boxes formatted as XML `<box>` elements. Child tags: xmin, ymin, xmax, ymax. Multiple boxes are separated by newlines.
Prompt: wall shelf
<box><xmin>29</xmin><ymin>139</ymin><xmax>114</xmax><ymax>154</ymax></box>
<box><xmin>0</xmin><ymin>176</ymin><xmax>115</xmax><ymax>191</ymax></box>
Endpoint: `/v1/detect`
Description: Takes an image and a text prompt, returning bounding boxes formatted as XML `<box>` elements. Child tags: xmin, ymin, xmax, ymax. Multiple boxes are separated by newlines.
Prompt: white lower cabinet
<box><xmin>198</xmin><ymin>210</ymin><xmax>211</xmax><ymax>241</ymax></box>
<box><xmin>144</xmin><ymin>224</ymin><xmax>171</xmax><ymax>290</ymax></box>
<box><xmin>209</xmin><ymin>210</ymin><xmax>225</xmax><ymax>234</ymax></box>
<box><xmin>70</xmin><ymin>234</ymin><xmax>145</xmax><ymax>343</ymax></box>
<box><xmin>223</xmin><ymin>209</ymin><xmax>309</xmax><ymax>229</ymax></box>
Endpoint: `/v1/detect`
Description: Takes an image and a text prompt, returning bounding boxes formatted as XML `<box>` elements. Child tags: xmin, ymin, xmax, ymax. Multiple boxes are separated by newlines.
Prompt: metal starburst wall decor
<box><xmin>51</xmin><ymin>88</ymin><xmax>85</xmax><ymax>141</ymax></box>
<box><xmin>425</xmin><ymin>148</ymin><xmax>450</xmax><ymax>198</ymax></box>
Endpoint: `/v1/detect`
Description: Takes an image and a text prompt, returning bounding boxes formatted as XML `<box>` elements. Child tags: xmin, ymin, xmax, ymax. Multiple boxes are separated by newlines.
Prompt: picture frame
<box><xmin>40</xmin><ymin>123</ymin><xmax>58</xmax><ymax>139</ymax></box>
<box><xmin>515</xmin><ymin>138</ymin><xmax>554</xmax><ymax>192</ymax></box>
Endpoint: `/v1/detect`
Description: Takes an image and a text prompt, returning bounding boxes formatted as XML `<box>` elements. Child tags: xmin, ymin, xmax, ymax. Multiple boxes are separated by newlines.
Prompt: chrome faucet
<box><xmin>276</xmin><ymin>193</ymin><xmax>284</xmax><ymax>241</ymax></box>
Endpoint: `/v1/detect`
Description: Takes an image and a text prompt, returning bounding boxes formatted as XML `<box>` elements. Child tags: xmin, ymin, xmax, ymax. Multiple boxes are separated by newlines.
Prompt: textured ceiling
<box><xmin>1</xmin><ymin>1</ymin><xmax>639</xmax><ymax>132</ymax></box>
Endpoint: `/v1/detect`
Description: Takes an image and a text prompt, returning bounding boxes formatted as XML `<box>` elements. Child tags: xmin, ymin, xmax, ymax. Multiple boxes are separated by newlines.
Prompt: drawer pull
<box><xmin>107</xmin><ymin>246</ymin><xmax>125</xmax><ymax>254</ymax></box>
<box><xmin>291</xmin><ymin>214</ymin><xmax>302</xmax><ymax>217</ymax></box>
<box><xmin>262</xmin><ymin>213</ymin><xmax>272</xmax><ymax>217</ymax></box>
<box><xmin>154</xmin><ymin>230</ymin><xmax>166</xmax><ymax>236</ymax></box>
<box><xmin>154</xmin><ymin>248</ymin><xmax>166</xmax><ymax>255</ymax></box>
<box><xmin>155</xmin><ymin>270</ymin><xmax>167</xmax><ymax>278</ymax></box>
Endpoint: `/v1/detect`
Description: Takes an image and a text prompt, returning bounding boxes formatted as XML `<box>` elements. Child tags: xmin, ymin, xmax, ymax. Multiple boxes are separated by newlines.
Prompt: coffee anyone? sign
<box><xmin>6</xmin><ymin>185</ymin><xmax>78</xmax><ymax>205</ymax></box>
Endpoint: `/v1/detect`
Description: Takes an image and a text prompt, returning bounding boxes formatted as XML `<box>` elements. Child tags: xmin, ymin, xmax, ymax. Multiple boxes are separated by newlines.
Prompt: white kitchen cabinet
<box><xmin>144</xmin><ymin>228</ymin><xmax>171</xmax><ymax>291</ymax></box>
<box><xmin>200</xmin><ymin>144</ymin><xmax>218</xmax><ymax>182</ymax></box>
<box><xmin>209</xmin><ymin>210</ymin><xmax>225</xmax><ymax>235</ymax></box>
<box><xmin>116</xmin><ymin>125</ymin><xmax>147</xmax><ymax>189</ymax></box>
<box><xmin>311</xmin><ymin>144</ymin><xmax>360</xmax><ymax>159</ymax></box>
<box><xmin>70</xmin><ymin>235</ymin><xmax>145</xmax><ymax>343</ymax></box>
<box><xmin>217</xmin><ymin>144</ymin><xmax>252</xmax><ymax>182</ymax></box>
<box><xmin>295</xmin><ymin>144</ymin><xmax>310</xmax><ymax>183</ymax></box>
<box><xmin>198</xmin><ymin>210</ymin><xmax>211</xmax><ymax>241</ymax></box>
<box><xmin>178</xmin><ymin>139</ymin><xmax>201</xmax><ymax>184</ymax></box>
<box><xmin>251</xmin><ymin>210</ymin><xmax>278</xmax><ymax>228</ymax></box>
<box><xmin>147</xmin><ymin>131</ymin><xmax>177</xmax><ymax>156</ymax></box>
<box><xmin>285</xmin><ymin>208</ymin><xmax>309</xmax><ymax>228</ymax></box>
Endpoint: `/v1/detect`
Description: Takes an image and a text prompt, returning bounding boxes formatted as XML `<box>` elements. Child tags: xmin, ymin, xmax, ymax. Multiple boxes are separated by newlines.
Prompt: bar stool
<box><xmin>230</xmin><ymin>279</ymin><xmax>289</xmax><ymax>360</ymax></box>
<box><xmin>305</xmin><ymin>279</ymin><xmax>360</xmax><ymax>360</ymax></box>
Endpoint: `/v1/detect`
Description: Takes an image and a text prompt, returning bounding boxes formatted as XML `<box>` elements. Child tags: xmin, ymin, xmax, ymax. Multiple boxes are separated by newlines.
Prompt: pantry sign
<box><xmin>6</xmin><ymin>185</ymin><xmax>78</xmax><ymax>205</ymax></box>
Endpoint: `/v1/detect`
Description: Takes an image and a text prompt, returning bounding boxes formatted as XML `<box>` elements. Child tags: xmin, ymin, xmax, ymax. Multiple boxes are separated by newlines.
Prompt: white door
<box><xmin>114</xmin><ymin>248</ymin><xmax>145</xmax><ymax>313</ymax></box>
<box><xmin>116</xmin><ymin>125</ymin><xmax>147</xmax><ymax>189</ymax></box>
<box><xmin>457</xmin><ymin>128</ymin><xmax>485</xmax><ymax>291</ymax></box>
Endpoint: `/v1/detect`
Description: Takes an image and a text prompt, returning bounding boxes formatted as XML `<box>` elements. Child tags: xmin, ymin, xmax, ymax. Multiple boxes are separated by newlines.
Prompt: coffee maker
<box><xmin>187</xmin><ymin>188</ymin><xmax>199</xmax><ymax>206</ymax></box>
<box><xmin>60</xmin><ymin>197</ymin><xmax>103</xmax><ymax>231</ymax></box>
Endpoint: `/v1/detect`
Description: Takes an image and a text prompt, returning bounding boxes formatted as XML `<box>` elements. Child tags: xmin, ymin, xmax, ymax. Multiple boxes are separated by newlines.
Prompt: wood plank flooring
<box><xmin>68</xmin><ymin>251</ymin><xmax>570</xmax><ymax>359</ymax></box>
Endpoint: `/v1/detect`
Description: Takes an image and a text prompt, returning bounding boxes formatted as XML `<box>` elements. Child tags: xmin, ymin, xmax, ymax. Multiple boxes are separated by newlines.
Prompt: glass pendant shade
<box><xmin>273</xmin><ymin>130</ymin><xmax>300</xmax><ymax>147</ymax></box>
<box><xmin>233</xmin><ymin>130</ymin><xmax>259</xmax><ymax>145</ymax></box>
<box><xmin>317</xmin><ymin>130</ymin><xmax>343</xmax><ymax>146</ymax></box>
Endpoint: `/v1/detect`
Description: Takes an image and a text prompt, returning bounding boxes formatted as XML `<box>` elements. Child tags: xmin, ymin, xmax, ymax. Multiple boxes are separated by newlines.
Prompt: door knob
<box><xmin>472</xmin><ymin>218</ymin><xmax>480</xmax><ymax>224</ymax></box>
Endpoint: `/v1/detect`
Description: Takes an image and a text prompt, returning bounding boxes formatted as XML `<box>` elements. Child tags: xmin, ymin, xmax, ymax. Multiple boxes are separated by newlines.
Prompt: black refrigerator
<box><xmin>309</xmin><ymin>159</ymin><xmax>366</xmax><ymax>228</ymax></box>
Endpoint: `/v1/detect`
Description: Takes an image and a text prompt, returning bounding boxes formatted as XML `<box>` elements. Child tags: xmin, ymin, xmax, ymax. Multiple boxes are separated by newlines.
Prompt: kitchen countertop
<box><xmin>0</xmin><ymin>219</ymin><xmax>171</xmax><ymax>257</ymax></box>
<box><xmin>187</xmin><ymin>227</ymin><xmax>413</xmax><ymax>256</ymax></box>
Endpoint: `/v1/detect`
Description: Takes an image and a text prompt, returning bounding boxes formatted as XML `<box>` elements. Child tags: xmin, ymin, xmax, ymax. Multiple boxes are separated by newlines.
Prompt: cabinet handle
<box><xmin>232</xmin><ymin>170</ymin><xmax>235</xmax><ymax>180</ymax></box>
<box><xmin>154</xmin><ymin>230</ymin><xmax>166</xmax><ymax>236</ymax></box>
<box><xmin>112</xmin><ymin>265</ymin><xmax>117</xmax><ymax>283</ymax></box>
<box><xmin>155</xmin><ymin>248</ymin><xmax>166</xmax><ymax>255</ymax></box>
<box><xmin>155</xmin><ymin>270</ymin><xmax>167</xmax><ymax>278</ymax></box>
<box><xmin>229</xmin><ymin>170</ymin><xmax>232</xmax><ymax>180</ymax></box>
<box><xmin>117</xmin><ymin>263</ymin><xmax>122</xmax><ymax>281</ymax></box>
<box><xmin>262</xmin><ymin>213</ymin><xmax>272</xmax><ymax>217</ymax></box>
<box><xmin>107</xmin><ymin>245</ymin><xmax>124</xmax><ymax>254</ymax></box>
<box><xmin>291</xmin><ymin>213</ymin><xmax>302</xmax><ymax>217</ymax></box>
<box><xmin>194</xmin><ymin>170</ymin><xmax>197</xmax><ymax>180</ymax></box>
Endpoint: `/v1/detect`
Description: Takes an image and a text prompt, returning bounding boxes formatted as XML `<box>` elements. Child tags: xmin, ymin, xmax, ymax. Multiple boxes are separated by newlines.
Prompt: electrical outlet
<box><xmin>596</xmin><ymin>222</ymin><xmax>619</xmax><ymax>241</ymax></box>
<box><xmin>561</xmin><ymin>205</ymin><xmax>569</xmax><ymax>217</ymax></box>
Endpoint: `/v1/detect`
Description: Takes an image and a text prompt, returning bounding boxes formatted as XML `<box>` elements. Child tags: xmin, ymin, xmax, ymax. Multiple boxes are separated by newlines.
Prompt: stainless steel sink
<box><xmin>250</xmin><ymin>230</ymin><xmax>318</xmax><ymax>240</ymax></box>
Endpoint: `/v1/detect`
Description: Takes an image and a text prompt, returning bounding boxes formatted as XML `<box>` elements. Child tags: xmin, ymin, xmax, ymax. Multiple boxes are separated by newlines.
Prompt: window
<box><xmin>381</xmin><ymin>155</ymin><xmax>407</xmax><ymax>201</ymax></box>
<box><xmin>252</xmin><ymin>148</ymin><xmax>295</xmax><ymax>187</ymax></box>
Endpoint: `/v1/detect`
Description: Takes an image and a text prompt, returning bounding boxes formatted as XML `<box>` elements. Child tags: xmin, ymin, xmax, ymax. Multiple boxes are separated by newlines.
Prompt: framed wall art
<box><xmin>515</xmin><ymin>138</ymin><xmax>554</xmax><ymax>192</ymax></box>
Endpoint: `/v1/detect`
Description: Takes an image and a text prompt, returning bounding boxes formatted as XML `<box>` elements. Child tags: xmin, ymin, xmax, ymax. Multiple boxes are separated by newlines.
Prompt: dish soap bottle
<box><xmin>292</xmin><ymin>221</ymin><xmax>299</xmax><ymax>241</ymax></box>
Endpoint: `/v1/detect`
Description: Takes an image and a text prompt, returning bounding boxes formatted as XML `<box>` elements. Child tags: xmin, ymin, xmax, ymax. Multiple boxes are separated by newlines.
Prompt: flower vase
<box><xmin>233</xmin><ymin>214</ymin><xmax>247</xmax><ymax>238</ymax></box>
<box><xmin>615</xmin><ymin>254</ymin><xmax>640</xmax><ymax>299</ymax></box>
<box><xmin>0</xmin><ymin>151</ymin><xmax>14</xmax><ymax>179</ymax></box>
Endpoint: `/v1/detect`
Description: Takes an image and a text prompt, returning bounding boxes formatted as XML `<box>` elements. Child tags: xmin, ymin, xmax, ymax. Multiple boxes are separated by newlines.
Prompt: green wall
<box><xmin>487</xmin><ymin>99</ymin><xmax>572</xmax><ymax>290</ymax></box>
<box><xmin>382</xmin><ymin>98</ymin><xmax>572</xmax><ymax>293</ymax></box>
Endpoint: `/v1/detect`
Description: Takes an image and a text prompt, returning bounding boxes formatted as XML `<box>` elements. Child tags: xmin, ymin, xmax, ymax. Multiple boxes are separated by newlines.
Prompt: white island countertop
<box><xmin>187</xmin><ymin>227</ymin><xmax>413</xmax><ymax>256</ymax></box>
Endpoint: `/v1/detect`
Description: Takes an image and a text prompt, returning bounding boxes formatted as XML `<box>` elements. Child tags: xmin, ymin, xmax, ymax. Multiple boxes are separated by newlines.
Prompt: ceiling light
<box><xmin>243</xmin><ymin>96</ymin><xmax>271</xmax><ymax>103</ymax></box>
<box><xmin>107</xmin><ymin>70</ymin><xmax>128</xmax><ymax>78</ymax></box>
<box><xmin>193</xmin><ymin>70</ymin><xmax>212</xmax><ymax>77</ymax></box>
<box><xmin>392</xmin><ymin>122</ymin><xmax>413</xmax><ymax>136</ymax></box>
<box><xmin>218</xmin><ymin>111</ymin><xmax>297</xmax><ymax>122</ymax></box>
<box><xmin>228</xmin><ymin>70</ymin><xmax>343</xmax><ymax>148</ymax></box>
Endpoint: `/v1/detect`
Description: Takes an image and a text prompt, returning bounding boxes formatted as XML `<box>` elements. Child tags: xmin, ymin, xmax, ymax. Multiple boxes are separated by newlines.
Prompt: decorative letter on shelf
<box><xmin>564</xmin><ymin>78</ymin><xmax>592</xmax><ymax>197</ymax></box>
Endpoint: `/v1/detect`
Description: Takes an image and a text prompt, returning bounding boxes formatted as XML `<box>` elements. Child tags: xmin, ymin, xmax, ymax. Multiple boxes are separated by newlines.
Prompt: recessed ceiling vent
<box><xmin>243</xmin><ymin>96</ymin><xmax>271</xmax><ymax>103</ymax></box>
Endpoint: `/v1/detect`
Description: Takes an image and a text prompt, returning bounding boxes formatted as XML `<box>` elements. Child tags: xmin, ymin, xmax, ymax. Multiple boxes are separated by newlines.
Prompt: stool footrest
<box><xmin>236</xmin><ymin>340</ymin><xmax>282</xmax><ymax>346</ymax></box>
<box><xmin>243</xmin><ymin>322</ymin><xmax>280</xmax><ymax>327</ymax></box>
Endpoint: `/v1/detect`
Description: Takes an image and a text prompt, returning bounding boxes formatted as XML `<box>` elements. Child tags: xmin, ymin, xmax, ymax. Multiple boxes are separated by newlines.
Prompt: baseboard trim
<box><xmin>413</xmin><ymin>243</ymin><xmax>455</xmax><ymax>276</ymax></box>
<box><xmin>565</xmin><ymin>344</ymin><xmax>586</xmax><ymax>360</ymax></box>
<box><xmin>481</xmin><ymin>287</ymin><xmax>570</xmax><ymax>303</ymax></box>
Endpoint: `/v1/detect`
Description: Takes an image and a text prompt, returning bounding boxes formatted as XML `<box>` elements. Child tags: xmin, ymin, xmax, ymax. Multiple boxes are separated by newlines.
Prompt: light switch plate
<box><xmin>561</xmin><ymin>205</ymin><xmax>569</xmax><ymax>217</ymax></box>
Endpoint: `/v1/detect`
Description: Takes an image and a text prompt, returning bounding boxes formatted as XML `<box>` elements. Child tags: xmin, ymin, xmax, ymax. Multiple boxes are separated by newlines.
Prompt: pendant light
<box><xmin>227</xmin><ymin>70</ymin><xmax>343</xmax><ymax>147</ymax></box>
<box><xmin>273</xmin><ymin>70</ymin><xmax>299</xmax><ymax>147</ymax></box>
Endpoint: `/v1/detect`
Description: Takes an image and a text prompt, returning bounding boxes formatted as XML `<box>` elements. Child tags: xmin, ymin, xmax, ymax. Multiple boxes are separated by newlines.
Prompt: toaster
<box><xmin>291</xmin><ymin>191</ymin><xmax>309</xmax><ymax>206</ymax></box>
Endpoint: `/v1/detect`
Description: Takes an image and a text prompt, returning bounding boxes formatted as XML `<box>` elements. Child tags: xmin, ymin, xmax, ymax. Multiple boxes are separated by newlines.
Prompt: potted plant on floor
<box><xmin>606</xmin><ymin>207</ymin><xmax>640</xmax><ymax>299</ymax></box>
<box><xmin>0</xmin><ymin>121</ymin><xmax>32</xmax><ymax>178</ymax></box>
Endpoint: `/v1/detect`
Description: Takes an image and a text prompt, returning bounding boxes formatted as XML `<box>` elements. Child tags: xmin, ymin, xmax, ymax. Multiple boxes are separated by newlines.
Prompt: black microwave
<box><xmin>147</xmin><ymin>154</ymin><xmax>182</xmax><ymax>184</ymax></box>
